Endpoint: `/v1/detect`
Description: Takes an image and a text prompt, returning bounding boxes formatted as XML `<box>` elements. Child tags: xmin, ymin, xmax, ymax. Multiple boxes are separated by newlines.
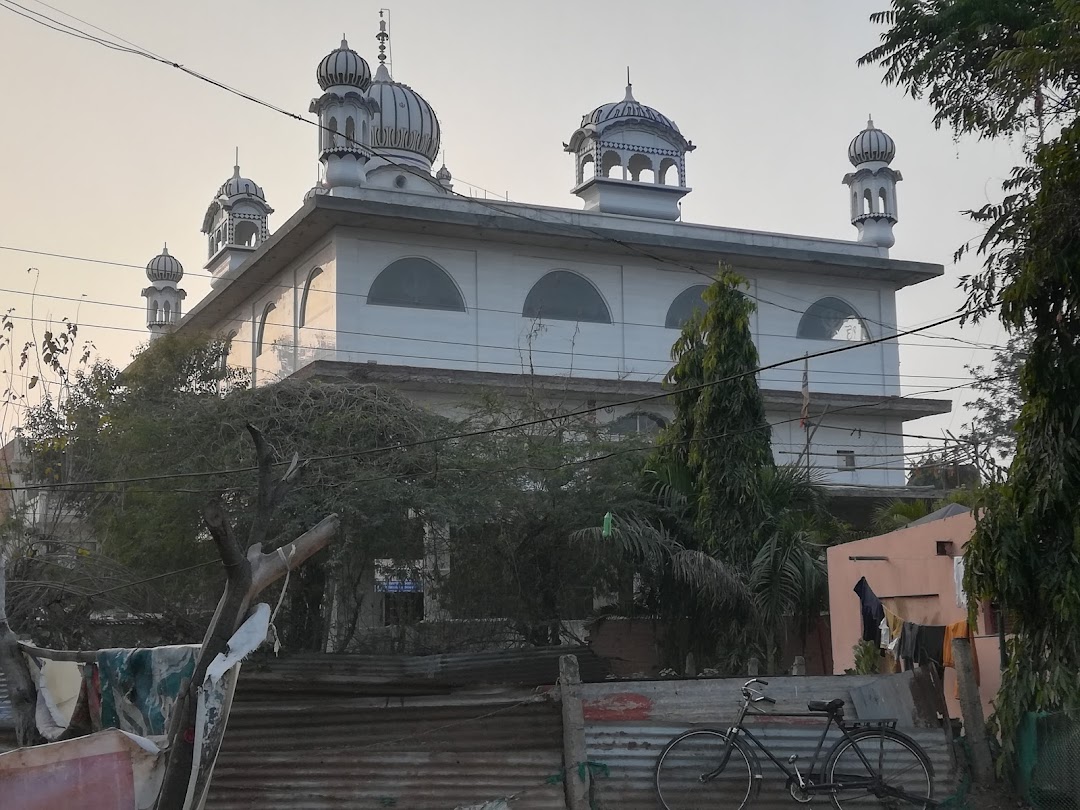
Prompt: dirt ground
<box><xmin>961</xmin><ymin>785</ymin><xmax>1030</xmax><ymax>809</ymax></box>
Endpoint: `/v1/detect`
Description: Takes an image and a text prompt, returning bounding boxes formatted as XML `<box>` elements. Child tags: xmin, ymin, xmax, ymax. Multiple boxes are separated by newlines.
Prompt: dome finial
<box><xmin>867</xmin><ymin>114</ymin><xmax>875</xmax><ymax>129</ymax></box>
<box><xmin>233</xmin><ymin>146</ymin><xmax>240</xmax><ymax>177</ymax></box>
<box><xmin>624</xmin><ymin>66</ymin><xmax>635</xmax><ymax>101</ymax></box>
<box><xmin>377</xmin><ymin>9</ymin><xmax>389</xmax><ymax>66</ymax></box>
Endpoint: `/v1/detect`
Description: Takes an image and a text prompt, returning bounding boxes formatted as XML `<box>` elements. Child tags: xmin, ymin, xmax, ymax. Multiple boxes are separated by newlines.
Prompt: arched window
<box><xmin>234</xmin><ymin>221</ymin><xmax>259</xmax><ymax>248</ymax></box>
<box><xmin>522</xmin><ymin>270</ymin><xmax>611</xmax><ymax>324</ymax></box>
<box><xmin>327</xmin><ymin>116</ymin><xmax>338</xmax><ymax>149</ymax></box>
<box><xmin>628</xmin><ymin>153</ymin><xmax>653</xmax><ymax>182</ymax></box>
<box><xmin>579</xmin><ymin>154</ymin><xmax>595</xmax><ymax>183</ymax></box>
<box><xmin>879</xmin><ymin>187</ymin><xmax>889</xmax><ymax>215</ymax></box>
<box><xmin>607</xmin><ymin>411</ymin><xmax>666</xmax><ymax>437</ymax></box>
<box><xmin>601</xmin><ymin>150</ymin><xmax>622</xmax><ymax>179</ymax></box>
<box><xmin>797</xmin><ymin>297</ymin><xmax>870</xmax><ymax>342</ymax></box>
<box><xmin>151</xmin><ymin>301</ymin><xmax>160</xmax><ymax>323</ymax></box>
<box><xmin>345</xmin><ymin>116</ymin><xmax>356</xmax><ymax>144</ymax></box>
<box><xmin>256</xmin><ymin>303</ymin><xmax>276</xmax><ymax>356</ymax></box>
<box><xmin>665</xmin><ymin>285</ymin><xmax>709</xmax><ymax>329</ymax></box>
<box><xmin>163</xmin><ymin>301</ymin><xmax>172</xmax><ymax>323</ymax></box>
<box><xmin>299</xmin><ymin>267</ymin><xmax>324</xmax><ymax>327</ymax></box>
<box><xmin>863</xmin><ymin>189</ymin><xmax>873</xmax><ymax>215</ymax></box>
<box><xmin>368</xmin><ymin>258</ymin><xmax>466</xmax><ymax>312</ymax></box>
<box><xmin>659</xmin><ymin>158</ymin><xmax>679</xmax><ymax>186</ymax></box>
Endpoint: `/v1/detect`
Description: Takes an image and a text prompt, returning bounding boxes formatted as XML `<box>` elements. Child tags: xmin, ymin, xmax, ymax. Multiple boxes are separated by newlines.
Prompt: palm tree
<box><xmin>582</xmin><ymin>461</ymin><xmax>840</xmax><ymax>674</ymax></box>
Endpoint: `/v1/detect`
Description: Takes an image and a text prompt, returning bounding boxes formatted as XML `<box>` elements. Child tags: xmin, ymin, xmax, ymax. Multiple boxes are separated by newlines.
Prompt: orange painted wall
<box><xmin>826</xmin><ymin>512</ymin><xmax>1002</xmax><ymax>718</ymax></box>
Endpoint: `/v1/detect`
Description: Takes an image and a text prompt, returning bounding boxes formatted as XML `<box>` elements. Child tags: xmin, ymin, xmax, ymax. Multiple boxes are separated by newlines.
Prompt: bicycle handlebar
<box><xmin>742</xmin><ymin>678</ymin><xmax>769</xmax><ymax>688</ymax></box>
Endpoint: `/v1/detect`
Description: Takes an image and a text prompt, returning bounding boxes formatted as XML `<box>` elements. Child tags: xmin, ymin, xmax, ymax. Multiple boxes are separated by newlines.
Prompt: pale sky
<box><xmin>0</xmin><ymin>0</ymin><xmax>1022</xmax><ymax>452</ymax></box>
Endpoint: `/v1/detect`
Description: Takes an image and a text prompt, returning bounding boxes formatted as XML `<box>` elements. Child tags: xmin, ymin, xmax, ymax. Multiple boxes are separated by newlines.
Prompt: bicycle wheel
<box><xmin>824</xmin><ymin>727</ymin><xmax>934</xmax><ymax>809</ymax></box>
<box><xmin>655</xmin><ymin>729</ymin><xmax>757</xmax><ymax>810</ymax></box>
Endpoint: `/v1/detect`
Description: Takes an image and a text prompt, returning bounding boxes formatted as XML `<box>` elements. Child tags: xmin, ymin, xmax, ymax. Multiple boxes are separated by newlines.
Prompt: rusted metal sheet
<box><xmin>238</xmin><ymin>646</ymin><xmax>609</xmax><ymax>698</ymax></box>
<box><xmin>205</xmin><ymin>687</ymin><xmax>567</xmax><ymax>809</ymax></box>
<box><xmin>580</xmin><ymin>676</ymin><xmax>956</xmax><ymax>810</ymax></box>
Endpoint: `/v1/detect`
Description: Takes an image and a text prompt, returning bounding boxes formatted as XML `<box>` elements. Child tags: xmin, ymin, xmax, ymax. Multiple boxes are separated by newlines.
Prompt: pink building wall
<box><xmin>826</xmin><ymin>512</ymin><xmax>1002</xmax><ymax>718</ymax></box>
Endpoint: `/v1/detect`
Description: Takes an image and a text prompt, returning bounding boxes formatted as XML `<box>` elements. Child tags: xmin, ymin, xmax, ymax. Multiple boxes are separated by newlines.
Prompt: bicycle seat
<box><xmin>808</xmin><ymin>699</ymin><xmax>845</xmax><ymax>714</ymax></box>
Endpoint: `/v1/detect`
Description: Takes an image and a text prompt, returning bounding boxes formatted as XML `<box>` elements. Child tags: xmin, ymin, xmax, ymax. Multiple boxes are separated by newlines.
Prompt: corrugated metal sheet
<box><xmin>205</xmin><ymin>685</ymin><xmax>568</xmax><ymax>809</ymax></box>
<box><xmin>580</xmin><ymin>676</ymin><xmax>956</xmax><ymax>810</ymax></box>
<box><xmin>238</xmin><ymin>646</ymin><xmax>609</xmax><ymax>698</ymax></box>
<box><xmin>0</xmin><ymin>670</ymin><xmax>12</xmax><ymax>729</ymax></box>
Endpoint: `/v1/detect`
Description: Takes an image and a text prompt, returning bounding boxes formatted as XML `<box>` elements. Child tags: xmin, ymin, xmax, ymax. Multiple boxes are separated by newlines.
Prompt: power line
<box><xmin>0</xmin><ymin>4</ymin><xmax>999</xmax><ymax>350</ymax></box>
<box><xmin>0</xmin><ymin>318</ymin><xmax>988</xmax><ymax>494</ymax></box>
<box><xmin>0</xmin><ymin>246</ymin><xmax>1007</xmax><ymax>354</ymax></box>
<box><xmin>1</xmin><ymin>308</ymin><xmax>992</xmax><ymax>387</ymax></box>
<box><xmin>5</xmin><ymin>382</ymin><xmax>984</xmax><ymax>498</ymax></box>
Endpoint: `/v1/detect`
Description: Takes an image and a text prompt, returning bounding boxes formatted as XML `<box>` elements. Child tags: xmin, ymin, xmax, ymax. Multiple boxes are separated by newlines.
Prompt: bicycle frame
<box><xmin>706</xmin><ymin>692</ymin><xmax>929</xmax><ymax>803</ymax></box>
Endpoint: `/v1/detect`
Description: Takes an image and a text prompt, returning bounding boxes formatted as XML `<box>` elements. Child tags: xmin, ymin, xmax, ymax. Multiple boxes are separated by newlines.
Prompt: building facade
<box><xmin>152</xmin><ymin>26</ymin><xmax>948</xmax><ymax>501</ymax></box>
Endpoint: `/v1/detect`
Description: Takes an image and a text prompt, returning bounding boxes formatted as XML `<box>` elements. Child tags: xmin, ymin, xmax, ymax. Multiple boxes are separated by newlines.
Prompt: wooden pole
<box><xmin>952</xmin><ymin>637</ymin><xmax>994</xmax><ymax>785</ymax></box>
<box><xmin>559</xmin><ymin>654</ymin><xmax>591</xmax><ymax>810</ymax></box>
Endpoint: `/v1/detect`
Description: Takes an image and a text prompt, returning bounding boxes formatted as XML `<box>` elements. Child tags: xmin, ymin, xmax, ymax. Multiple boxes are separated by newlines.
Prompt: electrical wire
<box><xmin>0</xmin><ymin>3</ymin><xmax>1000</xmax><ymax>350</ymax></box>
<box><xmin>0</xmin><ymin>285</ymin><xmax>1006</xmax><ymax>375</ymax></box>
<box><xmin>0</xmin><ymin>343</ymin><xmax>992</xmax><ymax>495</ymax></box>
<box><xmin>0</xmin><ymin>246</ymin><xmax>1008</xmax><ymax>354</ymax></box>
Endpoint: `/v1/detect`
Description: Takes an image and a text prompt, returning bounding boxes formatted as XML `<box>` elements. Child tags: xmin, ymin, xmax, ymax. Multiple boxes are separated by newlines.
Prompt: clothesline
<box><xmin>853</xmin><ymin>576</ymin><xmax>979</xmax><ymax>694</ymax></box>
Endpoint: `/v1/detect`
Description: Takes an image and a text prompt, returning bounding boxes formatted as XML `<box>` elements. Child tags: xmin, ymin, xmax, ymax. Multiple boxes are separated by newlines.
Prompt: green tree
<box><xmin>590</xmin><ymin>270</ymin><xmax>839</xmax><ymax>672</ymax></box>
<box><xmin>863</xmin><ymin>0</ymin><xmax>1080</xmax><ymax>765</ymax></box>
<box><xmin>962</xmin><ymin>330</ymin><xmax>1031</xmax><ymax>466</ymax></box>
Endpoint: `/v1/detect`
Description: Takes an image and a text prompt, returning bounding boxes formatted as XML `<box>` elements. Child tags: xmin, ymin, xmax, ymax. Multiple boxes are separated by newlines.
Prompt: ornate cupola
<box><xmin>363</xmin><ymin>12</ymin><xmax>443</xmax><ymax>192</ymax></box>
<box><xmin>310</xmin><ymin>36</ymin><xmax>380</xmax><ymax>195</ymax></box>
<box><xmin>842</xmin><ymin>117</ymin><xmax>902</xmax><ymax>250</ymax></box>
<box><xmin>201</xmin><ymin>157</ymin><xmax>274</xmax><ymax>287</ymax></box>
<box><xmin>565</xmin><ymin>76</ymin><xmax>695</xmax><ymax>220</ymax></box>
<box><xmin>142</xmin><ymin>245</ymin><xmax>186</xmax><ymax>341</ymax></box>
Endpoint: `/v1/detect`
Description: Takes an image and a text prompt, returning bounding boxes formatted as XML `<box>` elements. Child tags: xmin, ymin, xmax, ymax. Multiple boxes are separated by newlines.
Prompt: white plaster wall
<box><xmin>201</xmin><ymin>226</ymin><xmax>912</xmax><ymax>486</ymax></box>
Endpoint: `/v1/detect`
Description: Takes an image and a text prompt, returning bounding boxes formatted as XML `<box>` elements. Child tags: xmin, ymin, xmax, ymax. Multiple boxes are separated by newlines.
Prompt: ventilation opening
<box><xmin>836</xmin><ymin>450</ymin><xmax>856</xmax><ymax>470</ymax></box>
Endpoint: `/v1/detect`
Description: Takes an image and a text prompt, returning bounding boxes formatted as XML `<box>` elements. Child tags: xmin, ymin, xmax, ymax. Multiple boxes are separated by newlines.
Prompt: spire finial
<box><xmin>867</xmin><ymin>114</ymin><xmax>875</xmax><ymax>129</ymax></box>
<box><xmin>162</xmin><ymin>242</ymin><xmax>168</xmax><ymax>253</ymax></box>
<box><xmin>234</xmin><ymin>146</ymin><xmax>240</xmax><ymax>174</ymax></box>
<box><xmin>377</xmin><ymin>9</ymin><xmax>389</xmax><ymax>66</ymax></box>
<box><xmin>623</xmin><ymin>67</ymin><xmax>635</xmax><ymax>102</ymax></box>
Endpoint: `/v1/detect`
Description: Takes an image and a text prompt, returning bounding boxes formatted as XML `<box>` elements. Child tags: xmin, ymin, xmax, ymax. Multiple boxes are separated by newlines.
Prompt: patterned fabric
<box><xmin>97</xmin><ymin>646</ymin><xmax>198</xmax><ymax>738</ymax></box>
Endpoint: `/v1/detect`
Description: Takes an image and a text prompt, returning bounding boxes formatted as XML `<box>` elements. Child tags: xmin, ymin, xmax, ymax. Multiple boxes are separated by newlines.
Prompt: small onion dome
<box><xmin>217</xmin><ymin>164</ymin><xmax>267</xmax><ymax>201</ymax></box>
<box><xmin>584</xmin><ymin>84</ymin><xmax>681</xmax><ymax>134</ymax></box>
<box><xmin>436</xmin><ymin>164</ymin><xmax>452</xmax><ymax>182</ymax></box>
<box><xmin>317</xmin><ymin>37</ymin><xmax>371</xmax><ymax>91</ymax></box>
<box><xmin>146</xmin><ymin>245</ymin><xmax>183</xmax><ymax>283</ymax></box>
<box><xmin>848</xmin><ymin>117</ymin><xmax>896</xmax><ymax>166</ymax></box>
<box><xmin>367</xmin><ymin>62</ymin><xmax>441</xmax><ymax>166</ymax></box>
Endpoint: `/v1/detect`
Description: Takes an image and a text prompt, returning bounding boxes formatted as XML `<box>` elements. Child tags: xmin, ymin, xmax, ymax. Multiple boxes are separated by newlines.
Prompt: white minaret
<box><xmin>201</xmin><ymin>157</ymin><xmax>274</xmax><ymax>288</ymax></box>
<box><xmin>142</xmin><ymin>245</ymin><xmax>186</xmax><ymax>341</ymax></box>
<box><xmin>564</xmin><ymin>74</ymin><xmax>695</xmax><ymax>220</ymax></box>
<box><xmin>843</xmin><ymin>117</ymin><xmax>902</xmax><ymax>250</ymax></box>
<box><xmin>310</xmin><ymin>37</ymin><xmax>379</xmax><ymax>195</ymax></box>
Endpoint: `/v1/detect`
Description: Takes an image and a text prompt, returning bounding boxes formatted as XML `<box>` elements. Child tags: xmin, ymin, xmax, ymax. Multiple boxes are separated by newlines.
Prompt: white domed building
<box><xmin>141</xmin><ymin>245</ymin><xmax>186</xmax><ymax>341</ymax></box>
<box><xmin>161</xmin><ymin>18</ymin><xmax>948</xmax><ymax>549</ymax></box>
<box><xmin>565</xmin><ymin>80</ymin><xmax>695</xmax><ymax>219</ymax></box>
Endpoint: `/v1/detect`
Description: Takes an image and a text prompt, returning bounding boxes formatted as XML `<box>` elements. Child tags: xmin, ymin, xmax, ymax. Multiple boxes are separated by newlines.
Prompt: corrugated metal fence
<box><xmin>205</xmin><ymin>651</ymin><xmax>580</xmax><ymax>810</ymax></box>
<box><xmin>579</xmin><ymin>676</ymin><xmax>956</xmax><ymax>810</ymax></box>
<box><xmin>206</xmin><ymin>655</ymin><xmax>955</xmax><ymax>810</ymax></box>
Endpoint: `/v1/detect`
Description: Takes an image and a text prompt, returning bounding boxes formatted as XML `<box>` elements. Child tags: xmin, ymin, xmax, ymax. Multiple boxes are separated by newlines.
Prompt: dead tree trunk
<box><xmin>155</xmin><ymin>425</ymin><xmax>338</xmax><ymax>810</ymax></box>
<box><xmin>0</xmin><ymin>553</ymin><xmax>46</xmax><ymax>747</ymax></box>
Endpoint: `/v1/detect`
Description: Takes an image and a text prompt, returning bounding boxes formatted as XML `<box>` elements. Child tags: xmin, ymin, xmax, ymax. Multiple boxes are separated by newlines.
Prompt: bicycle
<box><xmin>654</xmin><ymin>678</ymin><xmax>936</xmax><ymax>808</ymax></box>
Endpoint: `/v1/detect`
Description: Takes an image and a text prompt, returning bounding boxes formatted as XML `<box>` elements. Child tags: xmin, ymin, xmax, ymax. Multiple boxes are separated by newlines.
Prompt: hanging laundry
<box><xmin>898</xmin><ymin>621</ymin><xmax>919</xmax><ymax>669</ymax></box>
<box><xmin>853</xmin><ymin>577</ymin><xmax>885</xmax><ymax>643</ymax></box>
<box><xmin>879</xmin><ymin>617</ymin><xmax>891</xmax><ymax>649</ymax></box>
<box><xmin>914</xmin><ymin>624</ymin><xmax>946</xmax><ymax>680</ymax></box>
<box><xmin>942</xmin><ymin>619</ymin><xmax>980</xmax><ymax>697</ymax></box>
<box><xmin>954</xmin><ymin>556</ymin><xmax>967</xmax><ymax>609</ymax></box>
<box><xmin>885</xmin><ymin>611</ymin><xmax>904</xmax><ymax>654</ymax></box>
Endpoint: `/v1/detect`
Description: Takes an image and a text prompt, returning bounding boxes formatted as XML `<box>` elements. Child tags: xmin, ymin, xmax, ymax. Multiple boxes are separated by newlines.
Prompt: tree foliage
<box><xmin>962</xmin><ymin>330</ymin><xmax>1031</xmax><ymax>464</ymax></box>
<box><xmin>590</xmin><ymin>270</ymin><xmax>841</xmax><ymax>672</ymax></box>
<box><xmin>863</xmin><ymin>0</ymin><xmax>1080</xmax><ymax>765</ymax></box>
